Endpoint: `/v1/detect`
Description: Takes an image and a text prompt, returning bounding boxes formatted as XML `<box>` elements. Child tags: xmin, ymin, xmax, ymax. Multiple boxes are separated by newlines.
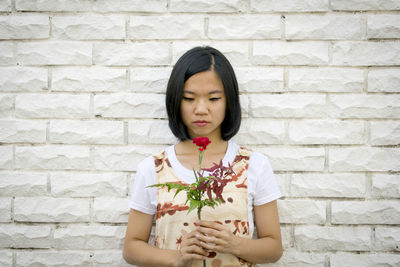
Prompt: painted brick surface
<box><xmin>253</xmin><ymin>41</ymin><xmax>329</xmax><ymax>65</ymax></box>
<box><xmin>52</xmin><ymin>67</ymin><xmax>126</xmax><ymax>92</ymax></box>
<box><xmin>295</xmin><ymin>226</ymin><xmax>371</xmax><ymax>251</ymax></box>
<box><xmin>170</xmin><ymin>0</ymin><xmax>247</xmax><ymax>13</ymax></box>
<box><xmin>0</xmin><ymin>172</ymin><xmax>47</xmax><ymax>196</ymax></box>
<box><xmin>332</xmin><ymin>200</ymin><xmax>400</xmax><ymax>224</ymax></box>
<box><xmin>286</xmin><ymin>14</ymin><xmax>362</xmax><ymax>40</ymax></box>
<box><xmin>371</xmin><ymin>174</ymin><xmax>400</xmax><ymax>198</ymax></box>
<box><xmin>287</xmin><ymin>67</ymin><xmax>364</xmax><ymax>93</ymax></box>
<box><xmin>0</xmin><ymin>67</ymin><xmax>47</xmax><ymax>92</ymax></box>
<box><xmin>1</xmin><ymin>1</ymin><xmax>399</xmax><ymax>266</ymax></box>
<box><xmin>0</xmin><ymin>15</ymin><xmax>49</xmax><ymax>39</ymax></box>
<box><xmin>129</xmin><ymin>15</ymin><xmax>205</xmax><ymax>40</ymax></box>
<box><xmin>209</xmin><ymin>15</ymin><xmax>280</xmax><ymax>39</ymax></box>
<box><xmin>52</xmin><ymin>14</ymin><xmax>125</xmax><ymax>40</ymax></box>
<box><xmin>368</xmin><ymin>68</ymin><xmax>400</xmax><ymax>92</ymax></box>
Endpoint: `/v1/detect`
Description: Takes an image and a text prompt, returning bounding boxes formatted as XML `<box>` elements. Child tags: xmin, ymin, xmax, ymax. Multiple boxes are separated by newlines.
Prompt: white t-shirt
<box><xmin>129</xmin><ymin>140</ymin><xmax>281</xmax><ymax>236</ymax></box>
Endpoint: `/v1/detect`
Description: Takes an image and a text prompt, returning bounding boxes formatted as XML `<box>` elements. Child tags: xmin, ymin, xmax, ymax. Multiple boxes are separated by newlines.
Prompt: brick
<box><xmin>16</xmin><ymin>251</ymin><xmax>91</xmax><ymax>267</ymax></box>
<box><xmin>0</xmin><ymin>251</ymin><xmax>12</xmax><ymax>266</ymax></box>
<box><xmin>234</xmin><ymin>119</ymin><xmax>285</xmax><ymax>144</ymax></box>
<box><xmin>209</xmin><ymin>15</ymin><xmax>280</xmax><ymax>39</ymax></box>
<box><xmin>92</xmin><ymin>0</ymin><xmax>167</xmax><ymax>12</ymax></box>
<box><xmin>330</xmin><ymin>147</ymin><xmax>400</xmax><ymax>172</ymax></box>
<box><xmin>251</xmin><ymin>0</ymin><xmax>329</xmax><ymax>12</ymax></box>
<box><xmin>131</xmin><ymin>67</ymin><xmax>171</xmax><ymax>93</ymax></box>
<box><xmin>236</xmin><ymin>67</ymin><xmax>283</xmax><ymax>93</ymax></box>
<box><xmin>332</xmin><ymin>200</ymin><xmax>400</xmax><ymax>224</ymax></box>
<box><xmin>240</xmin><ymin>94</ymin><xmax>249</xmax><ymax>118</ymax></box>
<box><xmin>331</xmin><ymin>0</ymin><xmax>400</xmax><ymax>11</ymax></box>
<box><xmin>15</xmin><ymin>145</ymin><xmax>90</xmax><ymax>170</ymax></box>
<box><xmin>0</xmin><ymin>0</ymin><xmax>11</xmax><ymax>11</ymax></box>
<box><xmin>372</xmin><ymin>174</ymin><xmax>400</xmax><ymax>198</ymax></box>
<box><xmin>370</xmin><ymin>121</ymin><xmax>400</xmax><ymax>145</ymax></box>
<box><xmin>94</xmin><ymin>145</ymin><xmax>162</xmax><ymax>171</ymax></box>
<box><xmin>0</xmin><ymin>15</ymin><xmax>49</xmax><ymax>39</ymax></box>
<box><xmin>91</xmin><ymin>250</ymin><xmax>131</xmax><ymax>266</ymax></box>
<box><xmin>368</xmin><ymin>68</ymin><xmax>400</xmax><ymax>93</ymax></box>
<box><xmin>0</xmin><ymin>198</ymin><xmax>11</xmax><ymax>222</ymax></box>
<box><xmin>52</xmin><ymin>14</ymin><xmax>125</xmax><ymax>40</ymax></box>
<box><xmin>0</xmin><ymin>42</ymin><xmax>15</xmax><ymax>65</ymax></box>
<box><xmin>17</xmin><ymin>42</ymin><xmax>92</xmax><ymax>65</ymax></box>
<box><xmin>288</xmin><ymin>67</ymin><xmax>364</xmax><ymax>93</ymax></box>
<box><xmin>289</xmin><ymin>119</ymin><xmax>365</xmax><ymax>145</ymax></box>
<box><xmin>268</xmin><ymin>250</ymin><xmax>326</xmax><ymax>266</ymax></box>
<box><xmin>16</xmin><ymin>0</ymin><xmax>92</xmax><ymax>11</ymax></box>
<box><xmin>250</xmin><ymin>93</ymin><xmax>326</xmax><ymax>118</ymax></box>
<box><xmin>275</xmin><ymin>174</ymin><xmax>290</xmax><ymax>197</ymax></box>
<box><xmin>14</xmin><ymin>197</ymin><xmax>90</xmax><ymax>222</ymax></box>
<box><xmin>331</xmin><ymin>253</ymin><xmax>400</xmax><ymax>267</ymax></box>
<box><xmin>329</xmin><ymin>94</ymin><xmax>400</xmax><ymax>119</ymax></box>
<box><xmin>0</xmin><ymin>120</ymin><xmax>46</xmax><ymax>143</ymax></box>
<box><xmin>51</xmin><ymin>172</ymin><xmax>126</xmax><ymax>197</ymax></box>
<box><xmin>278</xmin><ymin>199</ymin><xmax>326</xmax><ymax>224</ymax></box>
<box><xmin>170</xmin><ymin>0</ymin><xmax>247</xmax><ymax>12</ymax></box>
<box><xmin>53</xmin><ymin>225</ymin><xmax>125</xmax><ymax>249</ymax></box>
<box><xmin>94</xmin><ymin>42</ymin><xmax>169</xmax><ymax>66</ymax></box>
<box><xmin>295</xmin><ymin>225</ymin><xmax>370</xmax><ymax>251</ymax></box>
<box><xmin>259</xmin><ymin>147</ymin><xmax>325</xmax><ymax>171</ymax></box>
<box><xmin>291</xmin><ymin>173</ymin><xmax>366</xmax><ymax>198</ymax></box>
<box><xmin>375</xmin><ymin>227</ymin><xmax>400</xmax><ymax>251</ymax></box>
<box><xmin>280</xmin><ymin>225</ymin><xmax>292</xmax><ymax>249</ymax></box>
<box><xmin>332</xmin><ymin>41</ymin><xmax>400</xmax><ymax>66</ymax></box>
<box><xmin>0</xmin><ymin>171</ymin><xmax>47</xmax><ymax>196</ymax></box>
<box><xmin>128</xmin><ymin>119</ymin><xmax>176</xmax><ymax>144</ymax></box>
<box><xmin>172</xmin><ymin>41</ymin><xmax>249</xmax><ymax>66</ymax></box>
<box><xmin>0</xmin><ymin>94</ymin><xmax>13</xmax><ymax>118</ymax></box>
<box><xmin>286</xmin><ymin>14</ymin><xmax>362</xmax><ymax>40</ymax></box>
<box><xmin>368</xmin><ymin>14</ymin><xmax>400</xmax><ymax>39</ymax></box>
<box><xmin>0</xmin><ymin>67</ymin><xmax>47</xmax><ymax>92</ymax></box>
<box><xmin>15</xmin><ymin>94</ymin><xmax>90</xmax><ymax>119</ymax></box>
<box><xmin>52</xmin><ymin>67</ymin><xmax>126</xmax><ymax>92</ymax></box>
<box><xmin>49</xmin><ymin>120</ymin><xmax>124</xmax><ymax>145</ymax></box>
<box><xmin>253</xmin><ymin>41</ymin><xmax>329</xmax><ymax>66</ymax></box>
<box><xmin>94</xmin><ymin>93</ymin><xmax>166</xmax><ymax>119</ymax></box>
<box><xmin>93</xmin><ymin>198</ymin><xmax>130</xmax><ymax>223</ymax></box>
<box><xmin>129</xmin><ymin>15</ymin><xmax>204</xmax><ymax>40</ymax></box>
<box><xmin>0</xmin><ymin>224</ymin><xmax>52</xmax><ymax>248</ymax></box>
<box><xmin>0</xmin><ymin>145</ymin><xmax>12</xmax><ymax>169</ymax></box>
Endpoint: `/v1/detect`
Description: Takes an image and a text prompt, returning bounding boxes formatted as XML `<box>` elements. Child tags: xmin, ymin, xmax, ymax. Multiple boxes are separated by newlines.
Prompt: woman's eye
<box><xmin>210</xmin><ymin>97</ymin><xmax>221</xmax><ymax>102</ymax></box>
<box><xmin>183</xmin><ymin>97</ymin><xmax>194</xmax><ymax>101</ymax></box>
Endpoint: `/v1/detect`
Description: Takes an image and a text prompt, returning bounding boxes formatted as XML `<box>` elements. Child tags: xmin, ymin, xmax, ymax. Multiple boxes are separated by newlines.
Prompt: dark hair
<box><xmin>166</xmin><ymin>46</ymin><xmax>241</xmax><ymax>141</ymax></box>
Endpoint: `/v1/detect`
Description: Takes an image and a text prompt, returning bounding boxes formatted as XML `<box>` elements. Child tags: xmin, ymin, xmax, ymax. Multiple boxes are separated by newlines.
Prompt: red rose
<box><xmin>193</xmin><ymin>137</ymin><xmax>211</xmax><ymax>151</ymax></box>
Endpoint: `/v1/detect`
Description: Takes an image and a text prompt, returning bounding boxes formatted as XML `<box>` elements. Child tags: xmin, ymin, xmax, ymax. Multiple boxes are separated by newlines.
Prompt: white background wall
<box><xmin>0</xmin><ymin>0</ymin><xmax>399</xmax><ymax>266</ymax></box>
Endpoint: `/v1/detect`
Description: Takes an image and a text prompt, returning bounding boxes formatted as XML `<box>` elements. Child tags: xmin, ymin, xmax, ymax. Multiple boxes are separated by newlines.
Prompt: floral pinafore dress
<box><xmin>153</xmin><ymin>147</ymin><xmax>256</xmax><ymax>267</ymax></box>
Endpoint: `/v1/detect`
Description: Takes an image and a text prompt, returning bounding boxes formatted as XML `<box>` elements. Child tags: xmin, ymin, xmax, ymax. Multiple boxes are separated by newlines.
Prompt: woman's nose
<box><xmin>194</xmin><ymin>100</ymin><xmax>208</xmax><ymax>114</ymax></box>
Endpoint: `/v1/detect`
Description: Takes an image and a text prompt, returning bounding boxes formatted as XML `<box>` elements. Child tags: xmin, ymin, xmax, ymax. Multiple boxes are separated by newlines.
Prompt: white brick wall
<box><xmin>0</xmin><ymin>1</ymin><xmax>399</xmax><ymax>266</ymax></box>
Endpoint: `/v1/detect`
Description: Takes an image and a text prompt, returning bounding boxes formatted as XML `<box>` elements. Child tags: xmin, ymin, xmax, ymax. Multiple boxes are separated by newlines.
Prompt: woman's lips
<box><xmin>194</xmin><ymin>121</ymin><xmax>209</xmax><ymax>127</ymax></box>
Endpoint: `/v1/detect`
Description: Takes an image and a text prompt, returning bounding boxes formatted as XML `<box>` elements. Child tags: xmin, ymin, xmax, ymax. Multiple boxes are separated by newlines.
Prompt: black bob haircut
<box><xmin>166</xmin><ymin>46</ymin><xmax>241</xmax><ymax>141</ymax></box>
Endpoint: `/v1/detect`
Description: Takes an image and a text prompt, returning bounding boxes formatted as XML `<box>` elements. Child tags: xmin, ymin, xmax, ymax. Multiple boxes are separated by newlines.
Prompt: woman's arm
<box><xmin>196</xmin><ymin>200</ymin><xmax>283</xmax><ymax>264</ymax></box>
<box><xmin>123</xmin><ymin>209</ymin><xmax>207</xmax><ymax>267</ymax></box>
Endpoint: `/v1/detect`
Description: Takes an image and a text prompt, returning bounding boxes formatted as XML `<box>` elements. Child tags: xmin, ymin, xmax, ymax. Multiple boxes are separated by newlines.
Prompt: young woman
<box><xmin>123</xmin><ymin>46</ymin><xmax>282</xmax><ymax>267</ymax></box>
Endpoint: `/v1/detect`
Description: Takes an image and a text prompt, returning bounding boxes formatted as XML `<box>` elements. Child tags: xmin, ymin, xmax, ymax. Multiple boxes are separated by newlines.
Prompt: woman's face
<box><xmin>180</xmin><ymin>70</ymin><xmax>227</xmax><ymax>140</ymax></box>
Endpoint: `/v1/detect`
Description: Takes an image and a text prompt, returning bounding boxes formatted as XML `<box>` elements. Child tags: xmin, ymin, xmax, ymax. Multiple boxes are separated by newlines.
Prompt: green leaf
<box><xmin>188</xmin><ymin>200</ymin><xmax>201</xmax><ymax>214</ymax></box>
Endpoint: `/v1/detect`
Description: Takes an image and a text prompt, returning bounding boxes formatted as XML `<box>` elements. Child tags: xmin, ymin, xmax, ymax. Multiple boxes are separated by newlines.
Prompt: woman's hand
<box><xmin>195</xmin><ymin>220</ymin><xmax>240</xmax><ymax>256</ymax></box>
<box><xmin>173</xmin><ymin>229</ymin><xmax>208</xmax><ymax>267</ymax></box>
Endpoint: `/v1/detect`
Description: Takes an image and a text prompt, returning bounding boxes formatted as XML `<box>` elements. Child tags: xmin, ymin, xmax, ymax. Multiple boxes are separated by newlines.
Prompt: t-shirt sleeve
<box><xmin>129</xmin><ymin>156</ymin><xmax>157</xmax><ymax>215</ymax></box>
<box><xmin>249</xmin><ymin>152</ymin><xmax>282</xmax><ymax>206</ymax></box>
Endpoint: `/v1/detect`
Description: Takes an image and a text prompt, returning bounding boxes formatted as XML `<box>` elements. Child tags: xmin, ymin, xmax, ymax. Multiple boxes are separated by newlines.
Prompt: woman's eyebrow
<box><xmin>183</xmin><ymin>89</ymin><xmax>223</xmax><ymax>95</ymax></box>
